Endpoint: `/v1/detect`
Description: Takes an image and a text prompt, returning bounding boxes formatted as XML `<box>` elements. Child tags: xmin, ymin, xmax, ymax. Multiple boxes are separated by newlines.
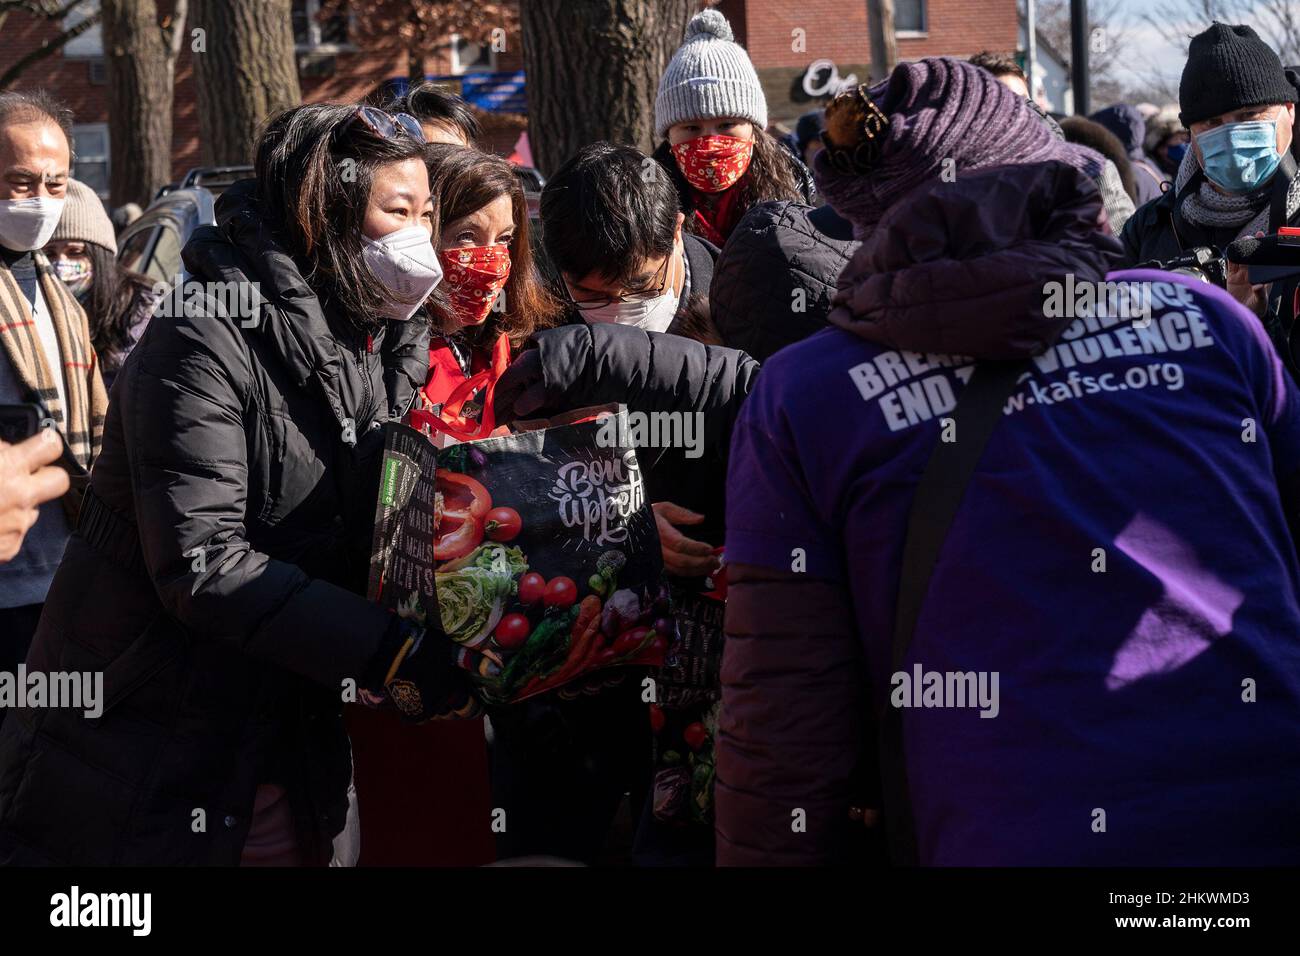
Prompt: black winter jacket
<box><xmin>0</xmin><ymin>181</ymin><xmax>423</xmax><ymax>865</ymax></box>
<box><xmin>530</xmin><ymin>323</ymin><xmax>759</xmax><ymax>547</ymax></box>
<box><xmin>1120</xmin><ymin>144</ymin><xmax>1300</xmax><ymax>269</ymax></box>
<box><xmin>711</xmin><ymin>200</ymin><xmax>859</xmax><ymax>362</ymax></box>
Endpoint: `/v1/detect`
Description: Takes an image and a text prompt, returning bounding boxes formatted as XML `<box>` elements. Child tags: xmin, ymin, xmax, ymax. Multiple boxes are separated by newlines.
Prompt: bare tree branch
<box><xmin>0</xmin><ymin>4</ymin><xmax>100</xmax><ymax>90</ymax></box>
<box><xmin>1036</xmin><ymin>0</ymin><xmax>1131</xmax><ymax>107</ymax></box>
<box><xmin>0</xmin><ymin>0</ymin><xmax>93</xmax><ymax>17</ymax></box>
<box><xmin>1143</xmin><ymin>0</ymin><xmax>1298</xmax><ymax>63</ymax></box>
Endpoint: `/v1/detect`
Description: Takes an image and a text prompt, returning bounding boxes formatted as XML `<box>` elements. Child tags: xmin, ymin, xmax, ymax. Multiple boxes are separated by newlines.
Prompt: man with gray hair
<box><xmin>0</xmin><ymin>90</ymin><xmax>106</xmax><ymax>724</ymax></box>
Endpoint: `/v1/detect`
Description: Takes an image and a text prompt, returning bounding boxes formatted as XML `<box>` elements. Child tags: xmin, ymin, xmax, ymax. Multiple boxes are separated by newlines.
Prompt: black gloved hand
<box><xmin>367</xmin><ymin>618</ymin><xmax>481</xmax><ymax>722</ymax></box>
<box><xmin>492</xmin><ymin>346</ymin><xmax>547</xmax><ymax>426</ymax></box>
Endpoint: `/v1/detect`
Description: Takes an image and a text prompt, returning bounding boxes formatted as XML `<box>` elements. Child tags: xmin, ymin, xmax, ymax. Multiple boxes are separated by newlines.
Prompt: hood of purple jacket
<box><xmin>827</xmin><ymin>161</ymin><xmax>1123</xmax><ymax>359</ymax></box>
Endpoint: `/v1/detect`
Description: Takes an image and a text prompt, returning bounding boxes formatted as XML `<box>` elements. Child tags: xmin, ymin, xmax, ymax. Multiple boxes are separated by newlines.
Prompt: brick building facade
<box><xmin>0</xmin><ymin>0</ymin><xmax>526</xmax><ymax>198</ymax></box>
<box><xmin>1</xmin><ymin>0</ymin><xmax>1018</xmax><ymax>200</ymax></box>
<box><xmin>716</xmin><ymin>0</ymin><xmax>1020</xmax><ymax>127</ymax></box>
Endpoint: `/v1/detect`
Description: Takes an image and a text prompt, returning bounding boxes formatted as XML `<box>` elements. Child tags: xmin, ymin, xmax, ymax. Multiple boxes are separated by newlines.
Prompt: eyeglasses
<box><xmin>342</xmin><ymin>105</ymin><xmax>425</xmax><ymax>143</ymax></box>
<box><xmin>568</xmin><ymin>254</ymin><xmax>673</xmax><ymax>311</ymax></box>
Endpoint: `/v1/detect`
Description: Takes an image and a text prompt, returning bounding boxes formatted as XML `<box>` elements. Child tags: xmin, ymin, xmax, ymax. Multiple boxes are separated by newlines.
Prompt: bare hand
<box><xmin>0</xmin><ymin>429</ymin><xmax>69</xmax><ymax>563</ymax></box>
<box><xmin>652</xmin><ymin>501</ymin><xmax>721</xmax><ymax>577</ymax></box>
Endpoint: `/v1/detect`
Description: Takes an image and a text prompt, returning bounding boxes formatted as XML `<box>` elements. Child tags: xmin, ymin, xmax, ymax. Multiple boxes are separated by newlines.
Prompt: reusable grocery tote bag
<box><xmin>368</xmin><ymin>407</ymin><xmax>670</xmax><ymax>705</ymax></box>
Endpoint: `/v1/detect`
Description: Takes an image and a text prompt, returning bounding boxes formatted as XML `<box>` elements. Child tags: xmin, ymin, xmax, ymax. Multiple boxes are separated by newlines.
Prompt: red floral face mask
<box><xmin>437</xmin><ymin>243</ymin><xmax>511</xmax><ymax>326</ymax></box>
<box><xmin>670</xmin><ymin>134</ymin><xmax>754</xmax><ymax>193</ymax></box>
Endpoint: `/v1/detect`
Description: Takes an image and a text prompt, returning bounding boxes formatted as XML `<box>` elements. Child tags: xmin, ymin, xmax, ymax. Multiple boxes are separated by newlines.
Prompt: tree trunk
<box><xmin>101</xmin><ymin>0</ymin><xmax>184</xmax><ymax>207</ymax></box>
<box><xmin>521</xmin><ymin>0</ymin><xmax>697</xmax><ymax>177</ymax></box>
<box><xmin>866</xmin><ymin>0</ymin><xmax>898</xmax><ymax>83</ymax></box>
<box><xmin>191</xmin><ymin>0</ymin><xmax>301</xmax><ymax>166</ymax></box>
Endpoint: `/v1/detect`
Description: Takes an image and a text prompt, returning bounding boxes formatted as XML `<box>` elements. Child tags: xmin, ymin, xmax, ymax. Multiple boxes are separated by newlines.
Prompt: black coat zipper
<box><xmin>354</xmin><ymin>333</ymin><xmax>375</xmax><ymax>432</ymax></box>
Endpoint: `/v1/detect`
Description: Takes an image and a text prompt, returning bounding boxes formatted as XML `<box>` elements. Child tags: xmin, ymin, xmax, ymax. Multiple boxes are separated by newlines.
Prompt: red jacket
<box><xmin>421</xmin><ymin>336</ymin><xmax>493</xmax><ymax>411</ymax></box>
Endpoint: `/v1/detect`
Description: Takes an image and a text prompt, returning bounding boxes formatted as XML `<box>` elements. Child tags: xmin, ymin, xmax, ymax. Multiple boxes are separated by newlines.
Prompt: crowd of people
<box><xmin>0</xmin><ymin>9</ymin><xmax>1299</xmax><ymax>867</ymax></box>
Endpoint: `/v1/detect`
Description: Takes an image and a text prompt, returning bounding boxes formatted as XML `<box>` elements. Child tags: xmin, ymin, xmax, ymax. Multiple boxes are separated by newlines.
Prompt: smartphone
<box><xmin>0</xmin><ymin>403</ymin><xmax>42</xmax><ymax>445</ymax></box>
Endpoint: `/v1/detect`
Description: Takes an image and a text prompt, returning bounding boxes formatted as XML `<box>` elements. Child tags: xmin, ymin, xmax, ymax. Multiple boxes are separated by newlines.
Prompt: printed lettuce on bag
<box><xmin>368</xmin><ymin>409</ymin><xmax>670</xmax><ymax>704</ymax></box>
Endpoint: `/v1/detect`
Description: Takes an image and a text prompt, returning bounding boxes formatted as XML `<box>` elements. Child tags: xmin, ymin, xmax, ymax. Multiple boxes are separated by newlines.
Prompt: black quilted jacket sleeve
<box><xmin>532</xmin><ymin>322</ymin><xmax>760</xmax><ymax>465</ymax></box>
<box><xmin>710</xmin><ymin>200</ymin><xmax>859</xmax><ymax>363</ymax></box>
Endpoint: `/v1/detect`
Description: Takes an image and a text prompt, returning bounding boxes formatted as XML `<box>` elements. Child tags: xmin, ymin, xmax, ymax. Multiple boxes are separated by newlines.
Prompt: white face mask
<box><xmin>579</xmin><ymin>248</ymin><xmax>683</xmax><ymax>333</ymax></box>
<box><xmin>362</xmin><ymin>225</ymin><xmax>443</xmax><ymax>322</ymax></box>
<box><xmin>582</xmin><ymin>288</ymin><xmax>681</xmax><ymax>332</ymax></box>
<box><xmin>0</xmin><ymin>196</ymin><xmax>65</xmax><ymax>252</ymax></box>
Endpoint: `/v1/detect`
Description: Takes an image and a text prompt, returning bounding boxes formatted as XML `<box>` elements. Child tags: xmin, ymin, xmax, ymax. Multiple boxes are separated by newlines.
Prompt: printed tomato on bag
<box><xmin>368</xmin><ymin>408</ymin><xmax>670</xmax><ymax>704</ymax></box>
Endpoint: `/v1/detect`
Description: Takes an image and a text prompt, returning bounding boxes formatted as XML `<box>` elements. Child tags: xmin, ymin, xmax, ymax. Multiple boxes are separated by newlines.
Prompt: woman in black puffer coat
<box><xmin>0</xmin><ymin>104</ymin><xmax>472</xmax><ymax>866</ymax></box>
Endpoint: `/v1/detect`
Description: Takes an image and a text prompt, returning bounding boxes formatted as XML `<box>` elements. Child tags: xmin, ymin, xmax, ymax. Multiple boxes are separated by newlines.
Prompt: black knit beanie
<box><xmin>1179</xmin><ymin>23</ymin><xmax>1296</xmax><ymax>126</ymax></box>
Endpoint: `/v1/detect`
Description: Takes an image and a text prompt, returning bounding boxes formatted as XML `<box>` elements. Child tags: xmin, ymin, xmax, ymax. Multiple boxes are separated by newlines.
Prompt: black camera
<box><xmin>1136</xmin><ymin>246</ymin><xmax>1228</xmax><ymax>286</ymax></box>
<box><xmin>1226</xmin><ymin>228</ymin><xmax>1300</xmax><ymax>379</ymax></box>
<box><xmin>1225</xmin><ymin>227</ymin><xmax>1300</xmax><ymax>285</ymax></box>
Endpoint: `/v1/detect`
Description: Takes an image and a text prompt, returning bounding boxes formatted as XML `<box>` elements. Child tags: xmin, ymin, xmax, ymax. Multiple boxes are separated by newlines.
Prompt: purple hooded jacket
<box><xmin>719</xmin><ymin>159</ymin><xmax>1300</xmax><ymax>865</ymax></box>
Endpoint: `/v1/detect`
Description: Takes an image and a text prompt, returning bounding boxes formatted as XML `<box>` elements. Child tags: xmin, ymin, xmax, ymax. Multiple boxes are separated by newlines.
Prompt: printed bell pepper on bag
<box><xmin>368</xmin><ymin>409</ymin><xmax>669</xmax><ymax>704</ymax></box>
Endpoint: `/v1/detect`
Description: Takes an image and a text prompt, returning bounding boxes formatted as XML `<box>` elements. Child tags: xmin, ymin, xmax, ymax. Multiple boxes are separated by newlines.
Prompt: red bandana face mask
<box><xmin>437</xmin><ymin>243</ymin><xmax>511</xmax><ymax>327</ymax></box>
<box><xmin>671</xmin><ymin>134</ymin><xmax>754</xmax><ymax>193</ymax></box>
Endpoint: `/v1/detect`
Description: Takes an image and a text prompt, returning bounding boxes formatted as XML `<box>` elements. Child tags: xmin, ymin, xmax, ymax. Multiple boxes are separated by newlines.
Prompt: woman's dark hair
<box><xmin>254</xmin><ymin>103</ymin><xmax>431</xmax><ymax>332</ymax></box>
<box><xmin>81</xmin><ymin>244</ymin><xmax>154</xmax><ymax>362</ymax></box>
<box><xmin>540</xmin><ymin>142</ymin><xmax>680</xmax><ymax>287</ymax></box>
<box><xmin>387</xmin><ymin>82</ymin><xmax>481</xmax><ymax>145</ymax></box>
<box><xmin>423</xmin><ymin>143</ymin><xmax>561</xmax><ymax>348</ymax></box>
<box><xmin>1061</xmin><ymin>116</ymin><xmax>1139</xmax><ymax>204</ymax></box>
<box><xmin>655</xmin><ymin>126</ymin><xmax>803</xmax><ymax>239</ymax></box>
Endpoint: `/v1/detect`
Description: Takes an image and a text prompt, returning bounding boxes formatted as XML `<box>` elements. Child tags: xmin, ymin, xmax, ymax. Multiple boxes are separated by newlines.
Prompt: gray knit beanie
<box><xmin>51</xmin><ymin>178</ymin><xmax>117</xmax><ymax>255</ymax></box>
<box><xmin>654</xmin><ymin>9</ymin><xmax>767</xmax><ymax>141</ymax></box>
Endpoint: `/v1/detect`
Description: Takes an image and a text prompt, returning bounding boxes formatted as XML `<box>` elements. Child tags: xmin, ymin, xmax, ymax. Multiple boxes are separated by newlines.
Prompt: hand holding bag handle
<box><xmin>881</xmin><ymin>358</ymin><xmax>1030</xmax><ymax>865</ymax></box>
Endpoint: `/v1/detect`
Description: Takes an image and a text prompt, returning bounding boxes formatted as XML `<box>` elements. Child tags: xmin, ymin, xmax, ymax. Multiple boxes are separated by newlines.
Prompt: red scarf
<box><xmin>689</xmin><ymin>185</ymin><xmax>747</xmax><ymax>246</ymax></box>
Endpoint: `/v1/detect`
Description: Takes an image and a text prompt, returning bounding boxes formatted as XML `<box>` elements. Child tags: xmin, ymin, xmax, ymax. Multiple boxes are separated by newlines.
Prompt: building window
<box><xmin>71</xmin><ymin>123</ymin><xmax>110</xmax><ymax>198</ymax></box>
<box><xmin>293</xmin><ymin>0</ymin><xmax>350</xmax><ymax>52</ymax></box>
<box><xmin>62</xmin><ymin>2</ymin><xmax>104</xmax><ymax>59</ymax></box>
<box><xmin>450</xmin><ymin>33</ymin><xmax>498</xmax><ymax>75</ymax></box>
<box><xmin>895</xmin><ymin>0</ymin><xmax>927</xmax><ymax>36</ymax></box>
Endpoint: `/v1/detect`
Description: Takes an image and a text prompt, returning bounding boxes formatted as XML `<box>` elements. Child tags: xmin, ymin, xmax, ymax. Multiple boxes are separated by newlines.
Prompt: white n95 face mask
<box><xmin>0</xmin><ymin>196</ymin><xmax>65</xmax><ymax>252</ymax></box>
<box><xmin>582</xmin><ymin>288</ymin><xmax>681</xmax><ymax>333</ymax></box>
<box><xmin>362</xmin><ymin>225</ymin><xmax>443</xmax><ymax>322</ymax></box>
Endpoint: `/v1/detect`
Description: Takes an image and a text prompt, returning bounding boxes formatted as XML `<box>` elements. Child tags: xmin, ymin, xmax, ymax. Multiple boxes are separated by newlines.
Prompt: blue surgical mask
<box><xmin>1195</xmin><ymin>118</ymin><xmax>1283</xmax><ymax>193</ymax></box>
<box><xmin>1165</xmin><ymin>142</ymin><xmax>1188</xmax><ymax>165</ymax></box>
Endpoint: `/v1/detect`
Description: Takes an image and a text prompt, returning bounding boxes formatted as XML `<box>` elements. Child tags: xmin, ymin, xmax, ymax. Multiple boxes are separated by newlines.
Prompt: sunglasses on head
<box><xmin>341</xmin><ymin>105</ymin><xmax>425</xmax><ymax>143</ymax></box>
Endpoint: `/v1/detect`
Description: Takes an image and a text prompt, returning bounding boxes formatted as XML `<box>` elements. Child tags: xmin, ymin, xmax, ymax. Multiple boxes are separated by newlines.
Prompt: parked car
<box><xmin>117</xmin><ymin>166</ymin><xmax>253</xmax><ymax>284</ymax></box>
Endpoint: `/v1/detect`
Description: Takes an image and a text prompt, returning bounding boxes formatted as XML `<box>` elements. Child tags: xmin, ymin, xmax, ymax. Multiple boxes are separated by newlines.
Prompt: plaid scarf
<box><xmin>0</xmin><ymin>251</ymin><xmax>107</xmax><ymax>503</ymax></box>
